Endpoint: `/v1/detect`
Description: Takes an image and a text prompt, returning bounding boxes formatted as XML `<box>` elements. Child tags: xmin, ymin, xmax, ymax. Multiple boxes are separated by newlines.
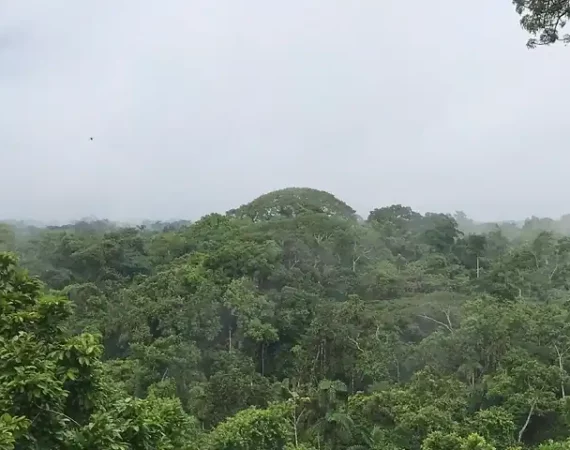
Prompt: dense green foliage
<box><xmin>4</xmin><ymin>187</ymin><xmax>570</xmax><ymax>449</ymax></box>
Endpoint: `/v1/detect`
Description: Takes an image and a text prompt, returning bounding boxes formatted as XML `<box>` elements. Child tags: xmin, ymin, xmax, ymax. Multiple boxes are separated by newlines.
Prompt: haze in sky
<box><xmin>1</xmin><ymin>1</ymin><xmax>567</xmax><ymax>223</ymax></box>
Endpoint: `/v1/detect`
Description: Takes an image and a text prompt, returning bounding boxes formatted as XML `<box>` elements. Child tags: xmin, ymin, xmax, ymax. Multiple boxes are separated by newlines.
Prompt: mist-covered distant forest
<box><xmin>5</xmin><ymin>187</ymin><xmax>570</xmax><ymax>450</ymax></box>
<box><xmin>3</xmin><ymin>0</ymin><xmax>570</xmax><ymax>447</ymax></box>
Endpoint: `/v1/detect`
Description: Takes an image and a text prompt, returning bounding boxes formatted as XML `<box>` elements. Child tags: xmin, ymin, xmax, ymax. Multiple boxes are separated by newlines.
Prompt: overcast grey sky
<box><xmin>1</xmin><ymin>1</ymin><xmax>568</xmax><ymax>223</ymax></box>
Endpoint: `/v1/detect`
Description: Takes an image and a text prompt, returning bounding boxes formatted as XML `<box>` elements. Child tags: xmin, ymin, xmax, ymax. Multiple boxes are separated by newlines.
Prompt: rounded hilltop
<box><xmin>227</xmin><ymin>187</ymin><xmax>356</xmax><ymax>222</ymax></box>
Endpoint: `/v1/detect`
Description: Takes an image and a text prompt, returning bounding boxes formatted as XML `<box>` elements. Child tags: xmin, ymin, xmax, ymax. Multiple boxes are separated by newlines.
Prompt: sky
<box><xmin>1</xmin><ymin>1</ymin><xmax>568</xmax><ymax>223</ymax></box>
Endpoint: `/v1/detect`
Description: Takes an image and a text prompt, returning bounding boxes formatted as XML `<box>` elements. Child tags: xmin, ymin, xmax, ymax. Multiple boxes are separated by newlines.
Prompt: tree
<box><xmin>513</xmin><ymin>0</ymin><xmax>570</xmax><ymax>47</ymax></box>
<box><xmin>229</xmin><ymin>188</ymin><xmax>356</xmax><ymax>222</ymax></box>
<box><xmin>0</xmin><ymin>252</ymin><xmax>200</xmax><ymax>449</ymax></box>
<box><xmin>208</xmin><ymin>402</ymin><xmax>294</xmax><ymax>450</ymax></box>
<box><xmin>0</xmin><ymin>224</ymin><xmax>16</xmax><ymax>252</ymax></box>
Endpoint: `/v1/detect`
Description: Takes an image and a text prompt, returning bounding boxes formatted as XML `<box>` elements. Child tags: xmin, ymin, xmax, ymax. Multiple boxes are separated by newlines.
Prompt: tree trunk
<box><xmin>518</xmin><ymin>400</ymin><xmax>536</xmax><ymax>443</ymax></box>
<box><xmin>555</xmin><ymin>344</ymin><xmax>566</xmax><ymax>398</ymax></box>
<box><xmin>228</xmin><ymin>327</ymin><xmax>232</xmax><ymax>353</ymax></box>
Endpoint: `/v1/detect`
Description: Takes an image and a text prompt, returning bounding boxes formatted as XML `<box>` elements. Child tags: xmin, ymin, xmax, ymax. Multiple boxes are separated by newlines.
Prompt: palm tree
<box><xmin>306</xmin><ymin>379</ymin><xmax>354</xmax><ymax>449</ymax></box>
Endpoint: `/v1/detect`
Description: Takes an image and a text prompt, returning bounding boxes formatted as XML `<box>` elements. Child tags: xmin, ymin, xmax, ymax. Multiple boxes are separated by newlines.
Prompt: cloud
<box><xmin>1</xmin><ymin>0</ymin><xmax>569</xmax><ymax>222</ymax></box>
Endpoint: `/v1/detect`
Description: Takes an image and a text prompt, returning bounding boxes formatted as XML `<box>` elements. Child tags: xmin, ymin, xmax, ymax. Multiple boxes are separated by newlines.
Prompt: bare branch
<box><xmin>288</xmin><ymin>256</ymin><xmax>300</xmax><ymax>270</ymax></box>
<box><xmin>37</xmin><ymin>405</ymin><xmax>81</xmax><ymax>428</ymax></box>
<box><xmin>348</xmin><ymin>336</ymin><xmax>364</xmax><ymax>353</ymax></box>
<box><xmin>418</xmin><ymin>314</ymin><xmax>454</xmax><ymax>333</ymax></box>
<box><xmin>518</xmin><ymin>399</ymin><xmax>536</xmax><ymax>443</ymax></box>
<box><xmin>443</xmin><ymin>309</ymin><xmax>454</xmax><ymax>331</ymax></box>
<box><xmin>549</xmin><ymin>264</ymin><xmax>559</xmax><ymax>281</ymax></box>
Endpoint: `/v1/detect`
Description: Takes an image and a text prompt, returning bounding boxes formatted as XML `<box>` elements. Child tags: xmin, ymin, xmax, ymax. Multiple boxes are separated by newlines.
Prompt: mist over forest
<box><xmin>4</xmin><ymin>0</ymin><xmax>570</xmax><ymax>448</ymax></box>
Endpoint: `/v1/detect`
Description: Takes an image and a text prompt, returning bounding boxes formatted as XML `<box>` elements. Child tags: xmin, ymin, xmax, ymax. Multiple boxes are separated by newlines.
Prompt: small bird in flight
<box><xmin>89</xmin><ymin>137</ymin><xmax>94</xmax><ymax>141</ymax></box>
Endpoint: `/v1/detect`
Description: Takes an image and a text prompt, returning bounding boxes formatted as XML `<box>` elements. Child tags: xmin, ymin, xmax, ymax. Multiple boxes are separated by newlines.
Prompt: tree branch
<box><xmin>443</xmin><ymin>309</ymin><xmax>454</xmax><ymax>331</ymax></box>
<box><xmin>348</xmin><ymin>336</ymin><xmax>364</xmax><ymax>353</ymax></box>
<box><xmin>37</xmin><ymin>405</ymin><xmax>81</xmax><ymax>428</ymax></box>
<box><xmin>554</xmin><ymin>343</ymin><xmax>566</xmax><ymax>398</ymax></box>
<box><xmin>418</xmin><ymin>313</ymin><xmax>454</xmax><ymax>333</ymax></box>
<box><xmin>518</xmin><ymin>399</ymin><xmax>536</xmax><ymax>443</ymax></box>
<box><xmin>549</xmin><ymin>263</ymin><xmax>559</xmax><ymax>281</ymax></box>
